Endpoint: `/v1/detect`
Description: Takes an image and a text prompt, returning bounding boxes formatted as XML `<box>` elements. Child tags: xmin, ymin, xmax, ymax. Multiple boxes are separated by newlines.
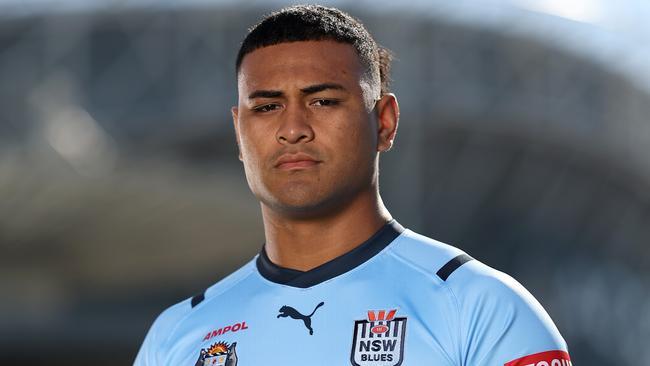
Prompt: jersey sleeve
<box><xmin>133</xmin><ymin>318</ymin><xmax>160</xmax><ymax>366</ymax></box>
<box><xmin>446</xmin><ymin>260</ymin><xmax>571</xmax><ymax>366</ymax></box>
<box><xmin>133</xmin><ymin>300</ymin><xmax>190</xmax><ymax>366</ymax></box>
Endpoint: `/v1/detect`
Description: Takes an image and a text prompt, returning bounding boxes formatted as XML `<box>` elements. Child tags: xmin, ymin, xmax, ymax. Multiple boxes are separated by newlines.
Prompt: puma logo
<box><xmin>277</xmin><ymin>302</ymin><xmax>325</xmax><ymax>335</ymax></box>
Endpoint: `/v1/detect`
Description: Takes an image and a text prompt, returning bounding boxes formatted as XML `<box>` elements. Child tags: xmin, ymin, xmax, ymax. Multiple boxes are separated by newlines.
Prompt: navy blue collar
<box><xmin>256</xmin><ymin>220</ymin><xmax>404</xmax><ymax>288</ymax></box>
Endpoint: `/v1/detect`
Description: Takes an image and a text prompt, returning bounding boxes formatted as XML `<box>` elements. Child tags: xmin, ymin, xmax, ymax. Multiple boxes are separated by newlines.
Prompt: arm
<box><xmin>446</xmin><ymin>260</ymin><xmax>570</xmax><ymax>366</ymax></box>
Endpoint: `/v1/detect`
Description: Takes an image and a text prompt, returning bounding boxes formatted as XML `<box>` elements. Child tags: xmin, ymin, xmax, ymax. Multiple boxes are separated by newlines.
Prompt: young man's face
<box><xmin>233</xmin><ymin>40</ymin><xmax>397</xmax><ymax>217</ymax></box>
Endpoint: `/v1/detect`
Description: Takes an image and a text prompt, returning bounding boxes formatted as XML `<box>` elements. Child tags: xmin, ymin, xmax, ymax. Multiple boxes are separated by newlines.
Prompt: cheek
<box><xmin>239</xmin><ymin>129</ymin><xmax>268</xmax><ymax>177</ymax></box>
<box><xmin>239</xmin><ymin>140</ymin><xmax>271</xmax><ymax>198</ymax></box>
<box><xmin>240</xmin><ymin>136</ymin><xmax>259</xmax><ymax>162</ymax></box>
<box><xmin>336</xmin><ymin>114</ymin><xmax>376</xmax><ymax>156</ymax></box>
<box><xmin>322</xmin><ymin>118</ymin><xmax>376</xmax><ymax>179</ymax></box>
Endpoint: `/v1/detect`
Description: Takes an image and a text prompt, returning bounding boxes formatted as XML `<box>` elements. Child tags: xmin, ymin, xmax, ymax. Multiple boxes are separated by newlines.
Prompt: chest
<box><xmin>162</xmin><ymin>288</ymin><xmax>459</xmax><ymax>366</ymax></box>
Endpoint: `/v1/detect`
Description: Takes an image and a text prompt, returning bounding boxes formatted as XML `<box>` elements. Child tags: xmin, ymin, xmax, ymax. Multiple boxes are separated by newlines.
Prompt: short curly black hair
<box><xmin>236</xmin><ymin>5</ymin><xmax>393</xmax><ymax>96</ymax></box>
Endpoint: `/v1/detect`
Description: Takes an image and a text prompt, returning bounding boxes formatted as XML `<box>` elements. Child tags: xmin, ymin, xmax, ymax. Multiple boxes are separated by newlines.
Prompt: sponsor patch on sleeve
<box><xmin>504</xmin><ymin>350</ymin><xmax>571</xmax><ymax>366</ymax></box>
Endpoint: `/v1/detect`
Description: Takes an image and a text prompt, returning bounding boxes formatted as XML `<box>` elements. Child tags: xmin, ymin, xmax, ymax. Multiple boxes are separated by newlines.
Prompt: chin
<box><xmin>255</xmin><ymin>175</ymin><xmax>366</xmax><ymax>218</ymax></box>
<box><xmin>270</xmin><ymin>194</ymin><xmax>326</xmax><ymax>213</ymax></box>
<box><xmin>262</xmin><ymin>190</ymin><xmax>345</xmax><ymax>219</ymax></box>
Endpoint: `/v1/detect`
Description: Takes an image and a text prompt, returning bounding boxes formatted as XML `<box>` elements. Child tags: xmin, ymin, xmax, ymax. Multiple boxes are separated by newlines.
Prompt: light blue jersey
<box><xmin>134</xmin><ymin>221</ymin><xmax>571</xmax><ymax>366</ymax></box>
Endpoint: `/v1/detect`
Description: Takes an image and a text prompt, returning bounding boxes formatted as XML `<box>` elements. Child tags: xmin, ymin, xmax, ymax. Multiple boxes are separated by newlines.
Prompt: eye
<box><xmin>253</xmin><ymin>103</ymin><xmax>281</xmax><ymax>113</ymax></box>
<box><xmin>312</xmin><ymin>99</ymin><xmax>339</xmax><ymax>107</ymax></box>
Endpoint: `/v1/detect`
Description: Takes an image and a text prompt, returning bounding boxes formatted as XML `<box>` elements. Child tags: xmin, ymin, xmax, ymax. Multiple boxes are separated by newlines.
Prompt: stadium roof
<box><xmin>2</xmin><ymin>0</ymin><xmax>649</xmax><ymax>94</ymax></box>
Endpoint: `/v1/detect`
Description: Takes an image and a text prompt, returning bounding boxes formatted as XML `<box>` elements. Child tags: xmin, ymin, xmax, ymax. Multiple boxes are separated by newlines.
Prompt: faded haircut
<box><xmin>235</xmin><ymin>4</ymin><xmax>393</xmax><ymax>98</ymax></box>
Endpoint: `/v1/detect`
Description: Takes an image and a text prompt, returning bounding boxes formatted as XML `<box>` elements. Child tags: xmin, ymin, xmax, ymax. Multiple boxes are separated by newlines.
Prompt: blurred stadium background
<box><xmin>1</xmin><ymin>0</ymin><xmax>649</xmax><ymax>364</ymax></box>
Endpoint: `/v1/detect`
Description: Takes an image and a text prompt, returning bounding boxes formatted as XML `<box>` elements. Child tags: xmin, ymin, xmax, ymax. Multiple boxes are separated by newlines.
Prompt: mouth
<box><xmin>275</xmin><ymin>153</ymin><xmax>321</xmax><ymax>170</ymax></box>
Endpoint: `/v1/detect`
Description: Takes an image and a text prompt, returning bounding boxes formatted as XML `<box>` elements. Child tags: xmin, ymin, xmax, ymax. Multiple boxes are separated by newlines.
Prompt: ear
<box><xmin>231</xmin><ymin>106</ymin><xmax>243</xmax><ymax>161</ymax></box>
<box><xmin>375</xmin><ymin>93</ymin><xmax>399</xmax><ymax>152</ymax></box>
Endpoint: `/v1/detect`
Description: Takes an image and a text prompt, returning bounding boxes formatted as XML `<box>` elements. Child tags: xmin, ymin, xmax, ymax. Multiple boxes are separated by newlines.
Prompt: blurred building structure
<box><xmin>0</xmin><ymin>1</ymin><xmax>649</xmax><ymax>365</ymax></box>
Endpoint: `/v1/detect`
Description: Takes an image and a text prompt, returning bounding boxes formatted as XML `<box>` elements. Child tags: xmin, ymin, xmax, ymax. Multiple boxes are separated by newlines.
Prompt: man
<box><xmin>135</xmin><ymin>5</ymin><xmax>571</xmax><ymax>366</ymax></box>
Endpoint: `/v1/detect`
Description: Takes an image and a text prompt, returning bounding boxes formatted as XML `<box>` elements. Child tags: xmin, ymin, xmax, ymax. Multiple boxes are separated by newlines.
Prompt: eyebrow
<box><xmin>248</xmin><ymin>90</ymin><xmax>283</xmax><ymax>99</ymax></box>
<box><xmin>247</xmin><ymin>83</ymin><xmax>346</xmax><ymax>100</ymax></box>
<box><xmin>300</xmin><ymin>82</ymin><xmax>346</xmax><ymax>94</ymax></box>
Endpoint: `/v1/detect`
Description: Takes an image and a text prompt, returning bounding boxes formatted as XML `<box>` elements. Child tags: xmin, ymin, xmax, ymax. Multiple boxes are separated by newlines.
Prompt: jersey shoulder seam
<box><xmin>162</xmin><ymin>262</ymin><xmax>257</xmax><ymax>350</ymax></box>
<box><xmin>441</xmin><ymin>272</ymin><xmax>466</xmax><ymax>366</ymax></box>
<box><xmin>204</xmin><ymin>259</ymin><xmax>257</xmax><ymax>303</ymax></box>
<box><xmin>386</xmin><ymin>245</ymin><xmax>446</xmax><ymax>285</ymax></box>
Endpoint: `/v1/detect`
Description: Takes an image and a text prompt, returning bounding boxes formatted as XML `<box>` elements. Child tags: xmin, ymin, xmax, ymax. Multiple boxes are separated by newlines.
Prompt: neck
<box><xmin>261</xmin><ymin>188</ymin><xmax>392</xmax><ymax>271</ymax></box>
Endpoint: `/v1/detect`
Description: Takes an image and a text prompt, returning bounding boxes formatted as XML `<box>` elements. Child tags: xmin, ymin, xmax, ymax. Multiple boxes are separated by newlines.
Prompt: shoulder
<box><xmin>387</xmin><ymin>228</ymin><xmax>470</xmax><ymax>283</ymax></box>
<box><xmin>168</xmin><ymin>257</ymin><xmax>257</xmax><ymax>322</ymax></box>
<box><xmin>446</xmin><ymin>255</ymin><xmax>562</xmax><ymax>338</ymax></box>
<box><xmin>448</xmin><ymin>259</ymin><xmax>567</xmax><ymax>344</ymax></box>
<box><xmin>196</xmin><ymin>258</ymin><xmax>258</xmax><ymax>308</ymax></box>
<box><xmin>450</xmin><ymin>261</ymin><xmax>569</xmax><ymax>364</ymax></box>
<box><xmin>447</xmin><ymin>258</ymin><xmax>544</xmax><ymax>310</ymax></box>
<box><xmin>134</xmin><ymin>258</ymin><xmax>257</xmax><ymax>365</ymax></box>
<box><xmin>388</xmin><ymin>229</ymin><xmax>553</xmax><ymax>317</ymax></box>
<box><xmin>387</xmin><ymin>229</ymin><xmax>568</xmax><ymax>363</ymax></box>
<box><xmin>387</xmin><ymin>229</ymin><xmax>528</xmax><ymax>304</ymax></box>
<box><xmin>133</xmin><ymin>295</ymin><xmax>193</xmax><ymax>365</ymax></box>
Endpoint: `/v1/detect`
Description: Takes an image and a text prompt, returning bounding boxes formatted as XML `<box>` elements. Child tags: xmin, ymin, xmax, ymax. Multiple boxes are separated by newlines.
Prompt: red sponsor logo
<box><xmin>202</xmin><ymin>321</ymin><xmax>249</xmax><ymax>341</ymax></box>
<box><xmin>505</xmin><ymin>350</ymin><xmax>572</xmax><ymax>366</ymax></box>
<box><xmin>371</xmin><ymin>325</ymin><xmax>389</xmax><ymax>334</ymax></box>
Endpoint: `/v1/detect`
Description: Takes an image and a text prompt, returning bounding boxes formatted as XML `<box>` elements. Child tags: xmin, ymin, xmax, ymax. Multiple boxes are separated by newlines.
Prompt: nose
<box><xmin>276</xmin><ymin>104</ymin><xmax>314</xmax><ymax>145</ymax></box>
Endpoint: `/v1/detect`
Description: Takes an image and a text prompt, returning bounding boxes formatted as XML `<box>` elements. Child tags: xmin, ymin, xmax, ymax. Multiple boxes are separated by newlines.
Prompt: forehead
<box><xmin>237</xmin><ymin>40</ymin><xmax>365</xmax><ymax>92</ymax></box>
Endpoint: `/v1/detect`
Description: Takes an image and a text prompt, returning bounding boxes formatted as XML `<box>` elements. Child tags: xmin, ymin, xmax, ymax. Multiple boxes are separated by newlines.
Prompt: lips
<box><xmin>274</xmin><ymin>153</ymin><xmax>321</xmax><ymax>170</ymax></box>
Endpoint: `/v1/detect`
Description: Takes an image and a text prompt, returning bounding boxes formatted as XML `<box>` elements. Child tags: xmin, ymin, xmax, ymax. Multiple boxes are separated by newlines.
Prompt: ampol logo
<box><xmin>505</xmin><ymin>350</ymin><xmax>572</xmax><ymax>366</ymax></box>
<box><xmin>202</xmin><ymin>321</ymin><xmax>249</xmax><ymax>342</ymax></box>
<box><xmin>350</xmin><ymin>309</ymin><xmax>407</xmax><ymax>366</ymax></box>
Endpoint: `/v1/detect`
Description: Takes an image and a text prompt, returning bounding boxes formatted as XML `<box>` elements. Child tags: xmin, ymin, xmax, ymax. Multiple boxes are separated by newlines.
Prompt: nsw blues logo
<box><xmin>350</xmin><ymin>309</ymin><xmax>406</xmax><ymax>366</ymax></box>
